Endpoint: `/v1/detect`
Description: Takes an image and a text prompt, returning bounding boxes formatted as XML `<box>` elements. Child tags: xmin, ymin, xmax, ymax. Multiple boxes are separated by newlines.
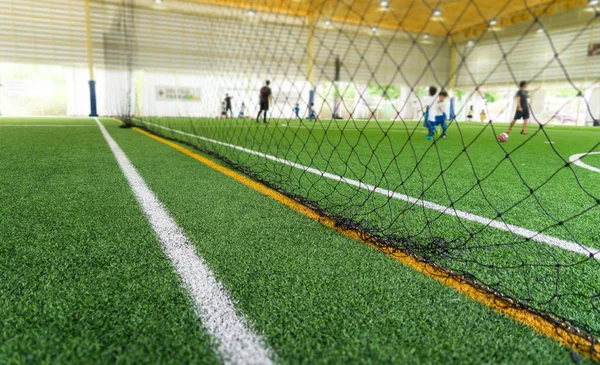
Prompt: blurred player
<box><xmin>466</xmin><ymin>105</ymin><xmax>474</xmax><ymax>122</ymax></box>
<box><xmin>239</xmin><ymin>102</ymin><xmax>247</xmax><ymax>118</ymax></box>
<box><xmin>507</xmin><ymin>81</ymin><xmax>530</xmax><ymax>135</ymax></box>
<box><xmin>308</xmin><ymin>103</ymin><xmax>317</xmax><ymax>120</ymax></box>
<box><xmin>224</xmin><ymin>94</ymin><xmax>233</xmax><ymax>119</ymax></box>
<box><xmin>423</xmin><ymin>86</ymin><xmax>438</xmax><ymax>141</ymax></box>
<box><xmin>257</xmin><ymin>80</ymin><xmax>272</xmax><ymax>124</ymax></box>
<box><xmin>433</xmin><ymin>91</ymin><xmax>449</xmax><ymax>138</ymax></box>
<box><xmin>294</xmin><ymin>103</ymin><xmax>300</xmax><ymax>118</ymax></box>
<box><xmin>480</xmin><ymin>109</ymin><xmax>487</xmax><ymax>122</ymax></box>
<box><xmin>220</xmin><ymin>101</ymin><xmax>227</xmax><ymax>119</ymax></box>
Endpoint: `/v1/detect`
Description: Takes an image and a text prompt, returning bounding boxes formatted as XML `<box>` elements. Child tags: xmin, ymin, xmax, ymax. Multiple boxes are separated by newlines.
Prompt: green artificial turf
<box><xmin>106</xmin><ymin>118</ymin><xmax>591</xmax><ymax>364</ymax></box>
<box><xmin>136</xmin><ymin>116</ymin><xmax>600</xmax><ymax>336</ymax></box>
<box><xmin>0</xmin><ymin>118</ymin><xmax>220</xmax><ymax>364</ymax></box>
<box><xmin>0</xmin><ymin>116</ymin><xmax>595</xmax><ymax>363</ymax></box>
<box><xmin>0</xmin><ymin>116</ymin><xmax>98</xmax><ymax>126</ymax></box>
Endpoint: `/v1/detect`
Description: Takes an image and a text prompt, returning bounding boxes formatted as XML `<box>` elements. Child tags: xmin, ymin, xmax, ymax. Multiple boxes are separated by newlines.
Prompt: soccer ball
<box><xmin>498</xmin><ymin>133</ymin><xmax>509</xmax><ymax>143</ymax></box>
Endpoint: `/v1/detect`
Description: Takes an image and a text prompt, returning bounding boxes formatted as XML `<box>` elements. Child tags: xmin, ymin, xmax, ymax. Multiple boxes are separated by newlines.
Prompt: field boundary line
<box><xmin>95</xmin><ymin>118</ymin><xmax>274</xmax><ymax>365</ymax></box>
<box><xmin>570</xmin><ymin>152</ymin><xmax>600</xmax><ymax>174</ymax></box>
<box><xmin>135</xmin><ymin>119</ymin><xmax>597</xmax><ymax>258</ymax></box>
<box><xmin>122</xmin><ymin>118</ymin><xmax>600</xmax><ymax>362</ymax></box>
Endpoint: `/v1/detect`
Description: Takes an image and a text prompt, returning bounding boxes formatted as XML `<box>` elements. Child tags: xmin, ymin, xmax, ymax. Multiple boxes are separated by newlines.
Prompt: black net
<box><xmin>103</xmin><ymin>0</ymin><xmax>136</xmax><ymax>127</ymax></box>
<box><xmin>101</xmin><ymin>0</ymin><xmax>600</xmax><ymax>354</ymax></box>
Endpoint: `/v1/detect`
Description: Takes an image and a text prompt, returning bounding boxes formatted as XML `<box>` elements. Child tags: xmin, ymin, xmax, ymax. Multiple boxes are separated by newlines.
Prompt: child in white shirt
<box><xmin>423</xmin><ymin>86</ymin><xmax>438</xmax><ymax>140</ymax></box>
<box><xmin>239</xmin><ymin>102</ymin><xmax>247</xmax><ymax>118</ymax></box>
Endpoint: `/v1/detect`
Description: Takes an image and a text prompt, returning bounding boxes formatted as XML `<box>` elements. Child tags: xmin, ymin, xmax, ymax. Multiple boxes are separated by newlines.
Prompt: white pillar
<box><xmin>399</xmin><ymin>86</ymin><xmax>412</xmax><ymax>120</ymax></box>
<box><xmin>503</xmin><ymin>87</ymin><xmax>513</xmax><ymax>123</ymax></box>
<box><xmin>67</xmin><ymin>68</ymin><xmax>91</xmax><ymax>116</ymax></box>
<box><xmin>531</xmin><ymin>89</ymin><xmax>546</xmax><ymax>124</ymax></box>
<box><xmin>585</xmin><ymin>88</ymin><xmax>600</xmax><ymax>126</ymax></box>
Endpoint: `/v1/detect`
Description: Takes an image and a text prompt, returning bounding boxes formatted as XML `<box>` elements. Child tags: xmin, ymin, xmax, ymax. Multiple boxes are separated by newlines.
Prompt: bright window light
<box><xmin>380</xmin><ymin>0</ymin><xmax>390</xmax><ymax>7</ymax></box>
<box><xmin>489</xmin><ymin>18</ymin><xmax>497</xmax><ymax>26</ymax></box>
<box><xmin>433</xmin><ymin>9</ymin><xmax>442</xmax><ymax>16</ymax></box>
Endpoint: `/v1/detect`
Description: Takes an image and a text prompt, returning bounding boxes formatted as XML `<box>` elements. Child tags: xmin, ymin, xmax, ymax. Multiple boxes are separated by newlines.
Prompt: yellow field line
<box><xmin>112</xmin><ymin>118</ymin><xmax>599</xmax><ymax>362</ymax></box>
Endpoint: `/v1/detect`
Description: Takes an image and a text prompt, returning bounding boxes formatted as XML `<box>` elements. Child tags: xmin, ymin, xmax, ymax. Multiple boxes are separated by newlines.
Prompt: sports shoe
<box><xmin>442</xmin><ymin>135</ymin><xmax>447</xmax><ymax>139</ymax></box>
<box><xmin>507</xmin><ymin>129</ymin><xmax>512</xmax><ymax>134</ymax></box>
<box><xmin>520</xmin><ymin>130</ymin><xmax>527</xmax><ymax>135</ymax></box>
<box><xmin>425</xmin><ymin>136</ymin><xmax>434</xmax><ymax>141</ymax></box>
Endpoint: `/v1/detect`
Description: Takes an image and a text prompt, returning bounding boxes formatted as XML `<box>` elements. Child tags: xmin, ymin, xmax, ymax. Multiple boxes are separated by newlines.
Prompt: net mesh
<box><xmin>101</xmin><ymin>0</ymin><xmax>600</xmax><ymax>353</ymax></box>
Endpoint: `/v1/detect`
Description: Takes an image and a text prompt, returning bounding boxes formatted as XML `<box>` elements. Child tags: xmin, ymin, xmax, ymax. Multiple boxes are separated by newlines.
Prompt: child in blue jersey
<box><xmin>294</xmin><ymin>103</ymin><xmax>300</xmax><ymax>118</ymax></box>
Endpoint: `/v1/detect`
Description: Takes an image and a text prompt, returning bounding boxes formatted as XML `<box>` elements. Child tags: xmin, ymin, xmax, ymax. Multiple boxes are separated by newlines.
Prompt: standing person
<box><xmin>239</xmin><ymin>102</ymin><xmax>247</xmax><ymax>118</ymax></box>
<box><xmin>423</xmin><ymin>86</ymin><xmax>438</xmax><ymax>141</ymax></box>
<box><xmin>507</xmin><ymin>81</ymin><xmax>530</xmax><ymax>135</ymax></box>
<box><xmin>466</xmin><ymin>105</ymin><xmax>474</xmax><ymax>122</ymax></box>
<box><xmin>224</xmin><ymin>94</ymin><xmax>233</xmax><ymax>119</ymax></box>
<box><xmin>294</xmin><ymin>103</ymin><xmax>300</xmax><ymax>118</ymax></box>
<box><xmin>220</xmin><ymin>101</ymin><xmax>227</xmax><ymax>119</ymax></box>
<box><xmin>433</xmin><ymin>91</ymin><xmax>450</xmax><ymax>138</ymax></box>
<box><xmin>480</xmin><ymin>109</ymin><xmax>487</xmax><ymax>122</ymax></box>
<box><xmin>308</xmin><ymin>103</ymin><xmax>317</xmax><ymax>120</ymax></box>
<box><xmin>257</xmin><ymin>80</ymin><xmax>272</xmax><ymax>124</ymax></box>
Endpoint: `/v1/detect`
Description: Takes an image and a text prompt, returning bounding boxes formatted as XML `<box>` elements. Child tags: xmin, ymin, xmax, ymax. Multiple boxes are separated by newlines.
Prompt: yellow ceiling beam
<box><xmin>93</xmin><ymin>0</ymin><xmax>589</xmax><ymax>39</ymax></box>
<box><xmin>187</xmin><ymin>0</ymin><xmax>309</xmax><ymax>17</ymax></box>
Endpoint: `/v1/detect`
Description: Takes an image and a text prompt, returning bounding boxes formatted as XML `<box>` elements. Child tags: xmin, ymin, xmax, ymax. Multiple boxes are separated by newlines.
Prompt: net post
<box><xmin>308</xmin><ymin>90</ymin><xmax>316</xmax><ymax>120</ymax></box>
<box><xmin>88</xmin><ymin>80</ymin><xmax>98</xmax><ymax>118</ymax></box>
<box><xmin>333</xmin><ymin>56</ymin><xmax>342</xmax><ymax>119</ymax></box>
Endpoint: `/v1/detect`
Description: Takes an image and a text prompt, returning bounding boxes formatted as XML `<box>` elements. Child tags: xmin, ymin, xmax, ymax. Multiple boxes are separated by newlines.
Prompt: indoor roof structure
<box><xmin>186</xmin><ymin>0</ymin><xmax>591</xmax><ymax>37</ymax></box>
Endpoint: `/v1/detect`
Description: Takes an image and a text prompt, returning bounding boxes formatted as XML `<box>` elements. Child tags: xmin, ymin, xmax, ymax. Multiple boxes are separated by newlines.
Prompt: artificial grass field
<box><xmin>137</xmin><ymin>116</ymin><xmax>600</xmax><ymax>337</ymax></box>
<box><xmin>0</xmin><ymin>118</ymin><xmax>219</xmax><ymax>364</ymax></box>
<box><xmin>0</xmin><ymin>116</ymin><xmax>595</xmax><ymax>364</ymax></box>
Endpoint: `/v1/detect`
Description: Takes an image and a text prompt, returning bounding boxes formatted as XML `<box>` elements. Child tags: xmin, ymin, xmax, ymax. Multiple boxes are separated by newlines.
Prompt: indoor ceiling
<box><xmin>187</xmin><ymin>0</ymin><xmax>591</xmax><ymax>38</ymax></box>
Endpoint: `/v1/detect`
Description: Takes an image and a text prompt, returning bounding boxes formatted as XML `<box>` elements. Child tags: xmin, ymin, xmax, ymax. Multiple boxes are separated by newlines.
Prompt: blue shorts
<box><xmin>434</xmin><ymin>115</ymin><xmax>446</xmax><ymax>125</ymax></box>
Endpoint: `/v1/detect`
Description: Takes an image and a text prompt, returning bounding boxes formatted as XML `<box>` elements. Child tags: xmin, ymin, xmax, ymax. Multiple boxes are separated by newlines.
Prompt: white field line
<box><xmin>94</xmin><ymin>118</ymin><xmax>273</xmax><ymax>365</ymax></box>
<box><xmin>570</xmin><ymin>152</ymin><xmax>600</xmax><ymax>174</ymax></box>
<box><xmin>0</xmin><ymin>124</ymin><xmax>96</xmax><ymax>127</ymax></box>
<box><xmin>137</xmin><ymin>118</ymin><xmax>599</xmax><ymax>258</ymax></box>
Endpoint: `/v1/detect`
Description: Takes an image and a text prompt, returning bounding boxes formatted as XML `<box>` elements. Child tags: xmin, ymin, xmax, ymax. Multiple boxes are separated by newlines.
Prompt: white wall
<box><xmin>586</xmin><ymin>88</ymin><xmax>600</xmax><ymax>126</ymax></box>
<box><xmin>1</xmin><ymin>0</ymin><xmax>597</xmax><ymax>122</ymax></box>
<box><xmin>0</xmin><ymin>0</ymin><xmax>88</xmax><ymax>67</ymax></box>
<box><xmin>456</xmin><ymin>8</ymin><xmax>599</xmax><ymax>87</ymax></box>
<box><xmin>66</xmin><ymin>68</ymin><xmax>91</xmax><ymax>116</ymax></box>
